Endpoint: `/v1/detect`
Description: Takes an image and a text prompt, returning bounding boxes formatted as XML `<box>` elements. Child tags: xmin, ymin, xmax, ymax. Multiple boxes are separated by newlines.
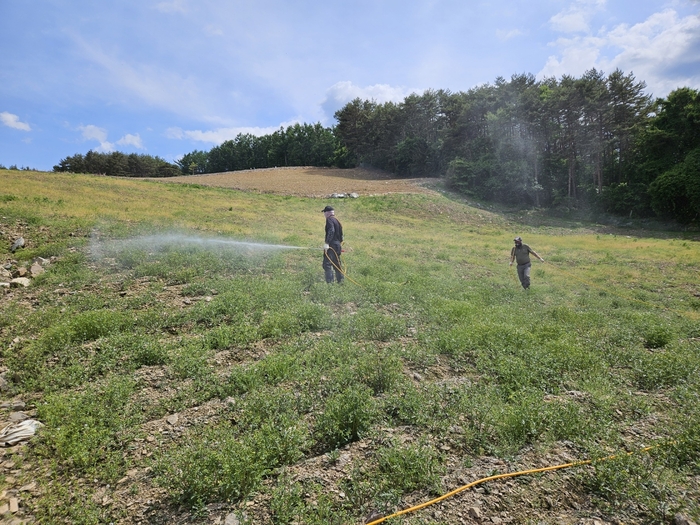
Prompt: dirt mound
<box><xmin>154</xmin><ymin>166</ymin><xmax>437</xmax><ymax>197</ymax></box>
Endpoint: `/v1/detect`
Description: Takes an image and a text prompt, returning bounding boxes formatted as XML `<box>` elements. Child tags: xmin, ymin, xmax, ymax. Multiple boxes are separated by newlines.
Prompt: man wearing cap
<box><xmin>322</xmin><ymin>205</ymin><xmax>344</xmax><ymax>283</ymax></box>
<box><xmin>509</xmin><ymin>236</ymin><xmax>544</xmax><ymax>289</ymax></box>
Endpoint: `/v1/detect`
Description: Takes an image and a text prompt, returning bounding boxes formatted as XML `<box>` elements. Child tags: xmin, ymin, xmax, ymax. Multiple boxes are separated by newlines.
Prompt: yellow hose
<box><xmin>325</xmin><ymin>246</ymin><xmax>365</xmax><ymax>289</ymax></box>
<box><xmin>366</xmin><ymin>445</ymin><xmax>658</xmax><ymax>525</ymax></box>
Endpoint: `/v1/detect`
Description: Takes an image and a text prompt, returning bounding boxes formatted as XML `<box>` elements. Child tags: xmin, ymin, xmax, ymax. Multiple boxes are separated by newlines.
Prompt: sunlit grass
<box><xmin>1</xmin><ymin>170</ymin><xmax>699</xmax><ymax>523</ymax></box>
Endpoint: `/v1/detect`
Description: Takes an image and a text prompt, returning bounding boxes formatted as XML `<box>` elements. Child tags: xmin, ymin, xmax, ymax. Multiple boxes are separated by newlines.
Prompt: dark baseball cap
<box><xmin>322</xmin><ymin>205</ymin><xmax>334</xmax><ymax>212</ymax></box>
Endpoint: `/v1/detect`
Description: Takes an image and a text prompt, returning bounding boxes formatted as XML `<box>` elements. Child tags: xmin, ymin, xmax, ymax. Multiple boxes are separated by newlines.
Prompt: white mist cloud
<box><xmin>496</xmin><ymin>29</ymin><xmax>525</xmax><ymax>41</ymax></box>
<box><xmin>320</xmin><ymin>81</ymin><xmax>414</xmax><ymax>122</ymax></box>
<box><xmin>0</xmin><ymin>112</ymin><xmax>31</xmax><ymax>131</ymax></box>
<box><xmin>116</xmin><ymin>133</ymin><xmax>144</xmax><ymax>149</ymax></box>
<box><xmin>79</xmin><ymin>124</ymin><xmax>114</xmax><ymax>152</ymax></box>
<box><xmin>550</xmin><ymin>0</ymin><xmax>606</xmax><ymax>33</ymax></box>
<box><xmin>72</xmin><ymin>35</ymin><xmax>219</xmax><ymax>123</ymax></box>
<box><xmin>154</xmin><ymin>0</ymin><xmax>188</xmax><ymax>14</ymax></box>
<box><xmin>540</xmin><ymin>8</ymin><xmax>700</xmax><ymax>96</ymax></box>
<box><xmin>166</xmin><ymin>123</ymin><xmax>298</xmax><ymax>145</ymax></box>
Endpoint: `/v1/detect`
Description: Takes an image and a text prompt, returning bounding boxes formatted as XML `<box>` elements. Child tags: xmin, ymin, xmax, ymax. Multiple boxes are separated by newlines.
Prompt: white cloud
<box><xmin>550</xmin><ymin>0</ymin><xmax>606</xmax><ymax>33</ymax></box>
<box><xmin>165</xmin><ymin>127</ymin><xmax>184</xmax><ymax>140</ymax></box>
<box><xmin>540</xmin><ymin>9</ymin><xmax>700</xmax><ymax>96</ymax></box>
<box><xmin>72</xmin><ymin>36</ymin><xmax>222</xmax><ymax>123</ymax></box>
<box><xmin>204</xmin><ymin>25</ymin><xmax>224</xmax><ymax>36</ymax></box>
<box><xmin>496</xmin><ymin>29</ymin><xmax>525</xmax><ymax>41</ymax></box>
<box><xmin>0</xmin><ymin>112</ymin><xmax>31</xmax><ymax>131</ymax></box>
<box><xmin>116</xmin><ymin>133</ymin><xmax>144</xmax><ymax>149</ymax></box>
<box><xmin>166</xmin><ymin>123</ymin><xmax>298</xmax><ymax>145</ymax></box>
<box><xmin>320</xmin><ymin>81</ymin><xmax>414</xmax><ymax>122</ymax></box>
<box><xmin>154</xmin><ymin>0</ymin><xmax>187</xmax><ymax>14</ymax></box>
<box><xmin>79</xmin><ymin>124</ymin><xmax>114</xmax><ymax>152</ymax></box>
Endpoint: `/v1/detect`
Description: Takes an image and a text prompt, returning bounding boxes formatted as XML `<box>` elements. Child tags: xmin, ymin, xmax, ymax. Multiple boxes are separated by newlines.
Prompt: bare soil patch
<box><xmin>153</xmin><ymin>166</ymin><xmax>437</xmax><ymax>197</ymax></box>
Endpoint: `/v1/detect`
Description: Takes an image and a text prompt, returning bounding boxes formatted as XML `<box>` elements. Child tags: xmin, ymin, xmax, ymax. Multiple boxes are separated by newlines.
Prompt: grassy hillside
<box><xmin>1</xmin><ymin>169</ymin><xmax>699</xmax><ymax>524</ymax></box>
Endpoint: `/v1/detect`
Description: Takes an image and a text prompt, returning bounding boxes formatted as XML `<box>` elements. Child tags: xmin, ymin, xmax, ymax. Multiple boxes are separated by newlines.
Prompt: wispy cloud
<box><xmin>79</xmin><ymin>124</ymin><xmax>114</xmax><ymax>153</ymax></box>
<box><xmin>154</xmin><ymin>0</ymin><xmax>188</xmax><ymax>14</ymax></box>
<box><xmin>116</xmin><ymin>133</ymin><xmax>144</xmax><ymax>149</ymax></box>
<box><xmin>71</xmin><ymin>35</ymin><xmax>221</xmax><ymax>123</ymax></box>
<box><xmin>166</xmin><ymin>123</ymin><xmax>297</xmax><ymax>145</ymax></box>
<box><xmin>320</xmin><ymin>81</ymin><xmax>414</xmax><ymax>122</ymax></box>
<box><xmin>0</xmin><ymin>112</ymin><xmax>31</xmax><ymax>131</ymax></box>
<box><xmin>550</xmin><ymin>0</ymin><xmax>606</xmax><ymax>33</ymax></box>
<box><xmin>540</xmin><ymin>8</ymin><xmax>700</xmax><ymax>96</ymax></box>
<box><xmin>496</xmin><ymin>29</ymin><xmax>525</xmax><ymax>41</ymax></box>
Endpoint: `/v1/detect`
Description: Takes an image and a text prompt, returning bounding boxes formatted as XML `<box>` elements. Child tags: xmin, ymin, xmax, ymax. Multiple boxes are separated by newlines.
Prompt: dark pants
<box><xmin>323</xmin><ymin>243</ymin><xmax>343</xmax><ymax>283</ymax></box>
<box><xmin>517</xmin><ymin>262</ymin><xmax>531</xmax><ymax>289</ymax></box>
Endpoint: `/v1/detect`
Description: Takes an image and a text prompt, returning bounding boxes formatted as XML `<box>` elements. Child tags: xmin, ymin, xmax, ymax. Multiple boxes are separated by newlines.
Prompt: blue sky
<box><xmin>2</xmin><ymin>0</ymin><xmax>699</xmax><ymax>171</ymax></box>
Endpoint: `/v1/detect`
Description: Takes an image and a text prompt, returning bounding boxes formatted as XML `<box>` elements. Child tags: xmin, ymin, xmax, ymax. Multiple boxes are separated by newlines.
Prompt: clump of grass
<box><xmin>155</xmin><ymin>415</ymin><xmax>308</xmax><ymax>509</ymax></box>
<box><xmin>581</xmin><ymin>451</ymin><xmax>682</xmax><ymax>523</ymax></box>
<box><xmin>631</xmin><ymin>342</ymin><xmax>700</xmax><ymax>390</ymax></box>
<box><xmin>375</xmin><ymin>438</ymin><xmax>444</xmax><ymax>494</ymax></box>
<box><xmin>35</xmin><ymin>376</ymin><xmax>140</xmax><ymax>481</ymax></box>
<box><xmin>315</xmin><ymin>384</ymin><xmax>377</xmax><ymax>450</ymax></box>
<box><xmin>340</xmin><ymin>307</ymin><xmax>406</xmax><ymax>341</ymax></box>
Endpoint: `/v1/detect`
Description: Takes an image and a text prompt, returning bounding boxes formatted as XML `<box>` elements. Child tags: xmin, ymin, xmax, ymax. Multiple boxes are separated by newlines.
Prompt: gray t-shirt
<box><xmin>511</xmin><ymin>244</ymin><xmax>533</xmax><ymax>265</ymax></box>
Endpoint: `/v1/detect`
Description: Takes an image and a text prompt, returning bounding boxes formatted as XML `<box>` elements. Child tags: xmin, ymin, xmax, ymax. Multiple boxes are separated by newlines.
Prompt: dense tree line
<box><xmin>53</xmin><ymin>151</ymin><xmax>180</xmax><ymax>178</ymax></box>
<box><xmin>50</xmin><ymin>70</ymin><xmax>697</xmax><ymax>223</ymax></box>
<box><xmin>175</xmin><ymin>123</ymin><xmax>351</xmax><ymax>175</ymax></box>
<box><xmin>334</xmin><ymin>71</ymin><xmax>699</xmax><ymax>223</ymax></box>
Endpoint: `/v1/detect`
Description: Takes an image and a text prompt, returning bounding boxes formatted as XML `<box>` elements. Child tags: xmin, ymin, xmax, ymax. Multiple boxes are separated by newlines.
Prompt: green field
<box><xmin>1</xmin><ymin>170</ymin><xmax>699</xmax><ymax>524</ymax></box>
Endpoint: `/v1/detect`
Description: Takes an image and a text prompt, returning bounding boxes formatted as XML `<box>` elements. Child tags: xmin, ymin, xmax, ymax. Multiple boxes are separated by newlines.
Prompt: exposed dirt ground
<box><xmin>153</xmin><ymin>167</ymin><xmax>438</xmax><ymax>197</ymax></box>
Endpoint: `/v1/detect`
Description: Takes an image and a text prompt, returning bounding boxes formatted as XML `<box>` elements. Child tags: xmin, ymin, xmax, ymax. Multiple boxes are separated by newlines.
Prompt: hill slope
<box><xmin>1</xmin><ymin>169</ymin><xmax>699</xmax><ymax>524</ymax></box>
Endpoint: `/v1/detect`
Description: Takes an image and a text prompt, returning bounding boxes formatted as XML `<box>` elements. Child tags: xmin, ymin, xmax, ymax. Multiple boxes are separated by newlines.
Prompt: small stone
<box><xmin>224</xmin><ymin>512</ymin><xmax>241</xmax><ymax>525</ymax></box>
<box><xmin>9</xmin><ymin>498</ymin><xmax>18</xmax><ymax>512</ymax></box>
<box><xmin>19</xmin><ymin>482</ymin><xmax>36</xmax><ymax>492</ymax></box>
<box><xmin>14</xmin><ymin>267</ymin><xmax>27</xmax><ymax>278</ymax></box>
<box><xmin>9</xmin><ymin>412</ymin><xmax>29</xmax><ymax>423</ymax></box>
<box><xmin>29</xmin><ymin>264</ymin><xmax>44</xmax><ymax>277</ymax></box>
<box><xmin>166</xmin><ymin>414</ymin><xmax>179</xmax><ymax>426</ymax></box>
<box><xmin>491</xmin><ymin>518</ymin><xmax>502</xmax><ymax>524</ymax></box>
<box><xmin>9</xmin><ymin>278</ymin><xmax>30</xmax><ymax>288</ymax></box>
<box><xmin>469</xmin><ymin>507</ymin><xmax>481</xmax><ymax>519</ymax></box>
<box><xmin>413</xmin><ymin>372</ymin><xmax>423</xmax><ymax>381</ymax></box>
<box><xmin>10</xmin><ymin>238</ymin><xmax>24</xmax><ymax>253</ymax></box>
<box><xmin>0</xmin><ymin>504</ymin><xmax>8</xmax><ymax>514</ymax></box>
<box><xmin>675</xmin><ymin>514</ymin><xmax>698</xmax><ymax>525</ymax></box>
<box><xmin>11</xmin><ymin>401</ymin><xmax>26</xmax><ymax>411</ymax></box>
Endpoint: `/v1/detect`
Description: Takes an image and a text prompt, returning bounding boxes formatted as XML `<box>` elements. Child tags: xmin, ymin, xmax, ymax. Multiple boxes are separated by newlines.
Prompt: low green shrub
<box><xmin>35</xmin><ymin>376</ymin><xmax>140</xmax><ymax>480</ymax></box>
<box><xmin>581</xmin><ymin>451</ymin><xmax>681</xmax><ymax>523</ymax></box>
<box><xmin>631</xmin><ymin>343</ymin><xmax>700</xmax><ymax>390</ymax></box>
<box><xmin>155</xmin><ymin>416</ymin><xmax>308</xmax><ymax>509</ymax></box>
<box><xmin>376</xmin><ymin>439</ymin><xmax>444</xmax><ymax>494</ymax></box>
<box><xmin>340</xmin><ymin>308</ymin><xmax>406</xmax><ymax>342</ymax></box>
<box><xmin>315</xmin><ymin>385</ymin><xmax>377</xmax><ymax>450</ymax></box>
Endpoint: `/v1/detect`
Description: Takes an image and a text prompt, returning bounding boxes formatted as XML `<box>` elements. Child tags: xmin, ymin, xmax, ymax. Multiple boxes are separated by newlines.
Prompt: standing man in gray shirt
<box><xmin>509</xmin><ymin>236</ymin><xmax>544</xmax><ymax>289</ymax></box>
<box><xmin>322</xmin><ymin>205</ymin><xmax>344</xmax><ymax>284</ymax></box>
